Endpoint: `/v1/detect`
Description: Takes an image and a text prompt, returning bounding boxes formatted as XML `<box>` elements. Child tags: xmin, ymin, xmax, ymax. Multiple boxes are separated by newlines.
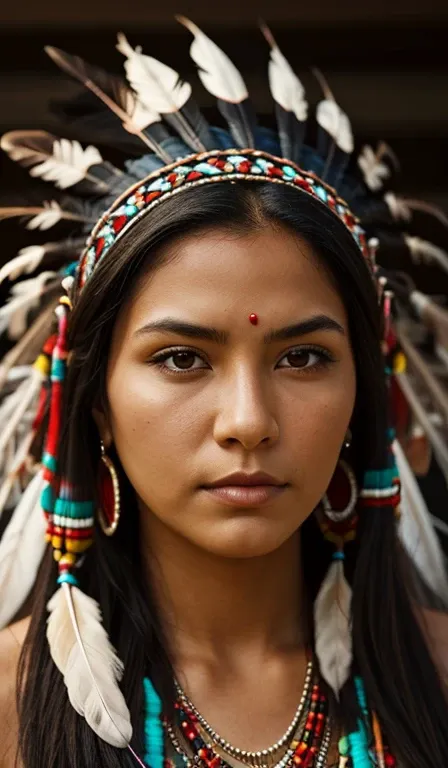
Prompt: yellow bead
<box><xmin>52</xmin><ymin>535</ymin><xmax>62</xmax><ymax>549</ymax></box>
<box><xmin>66</xmin><ymin>539</ymin><xmax>92</xmax><ymax>554</ymax></box>
<box><xmin>33</xmin><ymin>353</ymin><xmax>51</xmax><ymax>377</ymax></box>
<box><xmin>60</xmin><ymin>553</ymin><xmax>77</xmax><ymax>567</ymax></box>
<box><xmin>393</xmin><ymin>352</ymin><xmax>407</xmax><ymax>374</ymax></box>
<box><xmin>53</xmin><ymin>550</ymin><xmax>62</xmax><ymax>562</ymax></box>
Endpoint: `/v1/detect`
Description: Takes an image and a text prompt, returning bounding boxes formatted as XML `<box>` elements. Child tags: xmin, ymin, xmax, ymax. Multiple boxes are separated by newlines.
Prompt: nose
<box><xmin>213</xmin><ymin>365</ymin><xmax>280</xmax><ymax>451</ymax></box>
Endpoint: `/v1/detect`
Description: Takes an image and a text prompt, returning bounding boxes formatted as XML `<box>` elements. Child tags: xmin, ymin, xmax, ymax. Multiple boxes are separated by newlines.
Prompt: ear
<box><xmin>92</xmin><ymin>405</ymin><xmax>113</xmax><ymax>450</ymax></box>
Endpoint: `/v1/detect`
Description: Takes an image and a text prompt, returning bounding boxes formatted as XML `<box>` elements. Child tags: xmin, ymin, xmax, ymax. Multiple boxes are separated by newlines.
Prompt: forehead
<box><xmin>119</xmin><ymin>224</ymin><xmax>347</xmax><ymax>332</ymax></box>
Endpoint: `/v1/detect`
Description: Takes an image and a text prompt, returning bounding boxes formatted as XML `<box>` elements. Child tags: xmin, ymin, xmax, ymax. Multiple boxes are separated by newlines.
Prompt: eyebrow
<box><xmin>134</xmin><ymin>315</ymin><xmax>345</xmax><ymax>343</ymax></box>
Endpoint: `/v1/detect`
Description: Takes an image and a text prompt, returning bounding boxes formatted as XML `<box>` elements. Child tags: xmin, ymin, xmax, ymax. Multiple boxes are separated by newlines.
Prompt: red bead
<box><xmin>249</xmin><ymin>313</ymin><xmax>258</xmax><ymax>325</ymax></box>
<box><xmin>167</xmin><ymin>173</ymin><xmax>178</xmax><ymax>184</ymax></box>
<box><xmin>112</xmin><ymin>215</ymin><xmax>127</xmax><ymax>233</ymax></box>
<box><xmin>267</xmin><ymin>165</ymin><xmax>283</xmax><ymax>177</ymax></box>
<box><xmin>145</xmin><ymin>191</ymin><xmax>162</xmax><ymax>204</ymax></box>
<box><xmin>293</xmin><ymin>177</ymin><xmax>312</xmax><ymax>192</ymax></box>
<box><xmin>385</xmin><ymin>755</ymin><xmax>397</xmax><ymax>767</ymax></box>
<box><xmin>95</xmin><ymin>237</ymin><xmax>105</xmax><ymax>257</ymax></box>
<box><xmin>237</xmin><ymin>161</ymin><xmax>251</xmax><ymax>173</ymax></box>
<box><xmin>186</xmin><ymin>171</ymin><xmax>203</xmax><ymax>181</ymax></box>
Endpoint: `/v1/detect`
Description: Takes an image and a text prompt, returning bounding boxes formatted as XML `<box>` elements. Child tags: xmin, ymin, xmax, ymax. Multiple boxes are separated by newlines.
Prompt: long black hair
<box><xmin>17</xmin><ymin>182</ymin><xmax>448</xmax><ymax>767</ymax></box>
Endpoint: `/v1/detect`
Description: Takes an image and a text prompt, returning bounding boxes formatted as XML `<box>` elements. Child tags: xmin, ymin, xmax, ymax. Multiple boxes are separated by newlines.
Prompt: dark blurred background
<box><xmin>0</xmin><ymin>0</ymin><xmax>447</xmax><ymax>268</ymax></box>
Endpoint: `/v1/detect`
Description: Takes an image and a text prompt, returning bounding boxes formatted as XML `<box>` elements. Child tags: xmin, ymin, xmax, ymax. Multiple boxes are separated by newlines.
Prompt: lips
<box><xmin>202</xmin><ymin>472</ymin><xmax>287</xmax><ymax>508</ymax></box>
<box><xmin>204</xmin><ymin>471</ymin><xmax>285</xmax><ymax>488</ymax></box>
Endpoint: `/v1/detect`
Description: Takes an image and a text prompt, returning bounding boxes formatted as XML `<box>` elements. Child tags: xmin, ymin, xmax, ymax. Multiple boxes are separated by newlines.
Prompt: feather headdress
<box><xmin>0</xmin><ymin>17</ymin><xmax>447</xmax><ymax>762</ymax></box>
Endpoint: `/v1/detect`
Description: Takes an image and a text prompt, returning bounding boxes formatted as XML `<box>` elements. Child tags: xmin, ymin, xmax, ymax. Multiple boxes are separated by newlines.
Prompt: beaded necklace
<box><xmin>174</xmin><ymin>660</ymin><xmax>314</xmax><ymax>767</ymax></box>
<box><xmin>169</xmin><ymin>677</ymin><xmax>331</xmax><ymax>768</ymax></box>
<box><xmin>142</xmin><ymin>674</ymin><xmax>398</xmax><ymax>768</ymax></box>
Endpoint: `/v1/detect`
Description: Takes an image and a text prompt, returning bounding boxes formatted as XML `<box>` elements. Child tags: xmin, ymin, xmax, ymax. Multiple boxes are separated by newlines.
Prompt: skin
<box><xmin>93</xmin><ymin>222</ymin><xmax>356</xmax><ymax>751</ymax></box>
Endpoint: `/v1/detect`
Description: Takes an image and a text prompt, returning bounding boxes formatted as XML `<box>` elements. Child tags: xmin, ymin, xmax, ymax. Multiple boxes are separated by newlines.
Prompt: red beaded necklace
<box><xmin>168</xmin><ymin>678</ymin><xmax>331</xmax><ymax>768</ymax></box>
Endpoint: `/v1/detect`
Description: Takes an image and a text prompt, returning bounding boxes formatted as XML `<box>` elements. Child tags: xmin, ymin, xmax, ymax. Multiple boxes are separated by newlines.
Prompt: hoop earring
<box><xmin>322</xmin><ymin>459</ymin><xmax>358</xmax><ymax>522</ymax></box>
<box><xmin>97</xmin><ymin>441</ymin><xmax>121</xmax><ymax>536</ymax></box>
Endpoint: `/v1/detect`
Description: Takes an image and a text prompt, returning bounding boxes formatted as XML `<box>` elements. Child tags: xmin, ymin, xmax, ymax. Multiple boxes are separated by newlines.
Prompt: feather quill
<box><xmin>358</xmin><ymin>142</ymin><xmax>399</xmax><ymax>191</ymax></box>
<box><xmin>313</xmin><ymin>69</ymin><xmax>353</xmax><ymax>183</ymax></box>
<box><xmin>0</xmin><ymin>302</ymin><xmax>57</xmax><ymax>391</ymax></box>
<box><xmin>0</xmin><ymin>272</ymin><xmax>57</xmax><ymax>339</ymax></box>
<box><xmin>314</xmin><ymin>70</ymin><xmax>353</xmax><ymax>155</ymax></box>
<box><xmin>314</xmin><ymin>557</ymin><xmax>352</xmax><ymax>698</ymax></box>
<box><xmin>0</xmin><ymin>201</ymin><xmax>88</xmax><ymax>233</ymax></box>
<box><xmin>0</xmin><ymin>428</ymin><xmax>36</xmax><ymax>518</ymax></box>
<box><xmin>385</xmin><ymin>194</ymin><xmax>448</xmax><ymax>228</ymax></box>
<box><xmin>1</xmin><ymin>130</ymin><xmax>113</xmax><ymax>192</ymax></box>
<box><xmin>393</xmin><ymin>440</ymin><xmax>448</xmax><ymax>603</ymax></box>
<box><xmin>358</xmin><ymin>145</ymin><xmax>391</xmax><ymax>192</ymax></box>
<box><xmin>261</xmin><ymin>24</ymin><xmax>307</xmax><ymax>163</ymax></box>
<box><xmin>404</xmin><ymin>235</ymin><xmax>448</xmax><ymax>276</ymax></box>
<box><xmin>0</xmin><ymin>239</ymin><xmax>84</xmax><ymax>287</ymax></box>
<box><xmin>177</xmin><ymin>16</ymin><xmax>256</xmax><ymax>149</ymax></box>
<box><xmin>0</xmin><ymin>470</ymin><xmax>46</xmax><ymax>628</ymax></box>
<box><xmin>117</xmin><ymin>33</ymin><xmax>212</xmax><ymax>153</ymax></box>
<box><xmin>45</xmin><ymin>46</ymin><xmax>172</xmax><ymax>163</ymax></box>
<box><xmin>47</xmin><ymin>582</ymin><xmax>133</xmax><ymax>747</ymax></box>
<box><xmin>0</xmin><ymin>367</ymin><xmax>43</xmax><ymax>458</ymax></box>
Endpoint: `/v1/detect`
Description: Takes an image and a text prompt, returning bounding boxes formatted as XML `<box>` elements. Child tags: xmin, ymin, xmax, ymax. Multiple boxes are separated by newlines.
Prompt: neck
<box><xmin>140</xmin><ymin>513</ymin><xmax>305</xmax><ymax>665</ymax></box>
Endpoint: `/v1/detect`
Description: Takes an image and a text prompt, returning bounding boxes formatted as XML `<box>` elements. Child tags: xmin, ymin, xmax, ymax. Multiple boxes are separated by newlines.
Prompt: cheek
<box><xmin>106</xmin><ymin>363</ymin><xmax>204</xmax><ymax>506</ymax></box>
<box><xmin>283</xmin><ymin>370</ymin><xmax>356</xmax><ymax>505</ymax></box>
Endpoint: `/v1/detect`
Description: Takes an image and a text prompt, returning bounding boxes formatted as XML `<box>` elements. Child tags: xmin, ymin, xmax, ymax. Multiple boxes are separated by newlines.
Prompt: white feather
<box><xmin>0</xmin><ymin>271</ymin><xmax>56</xmax><ymax>339</ymax></box>
<box><xmin>358</xmin><ymin>145</ymin><xmax>391</xmax><ymax>191</ymax></box>
<box><xmin>0</xmin><ymin>246</ymin><xmax>46</xmax><ymax>286</ymax></box>
<box><xmin>404</xmin><ymin>235</ymin><xmax>448</xmax><ymax>276</ymax></box>
<box><xmin>0</xmin><ymin>470</ymin><xmax>46</xmax><ymax>628</ymax></box>
<box><xmin>384</xmin><ymin>192</ymin><xmax>412</xmax><ymax>221</ymax></box>
<box><xmin>178</xmin><ymin>16</ymin><xmax>248</xmax><ymax>103</ymax></box>
<box><xmin>124</xmin><ymin>95</ymin><xmax>161</xmax><ymax>132</ymax></box>
<box><xmin>393</xmin><ymin>440</ymin><xmax>448</xmax><ymax>603</ymax></box>
<box><xmin>316</xmin><ymin>99</ymin><xmax>354</xmax><ymax>154</ymax></box>
<box><xmin>314</xmin><ymin>558</ymin><xmax>352</xmax><ymax>697</ymax></box>
<box><xmin>117</xmin><ymin>33</ymin><xmax>191</xmax><ymax>114</ymax></box>
<box><xmin>0</xmin><ymin>426</ymin><xmax>36</xmax><ymax>518</ymax></box>
<box><xmin>27</xmin><ymin>201</ymin><xmax>64</xmax><ymax>230</ymax></box>
<box><xmin>0</xmin><ymin>368</ymin><xmax>42</xmax><ymax>457</ymax></box>
<box><xmin>47</xmin><ymin>582</ymin><xmax>133</xmax><ymax>747</ymax></box>
<box><xmin>0</xmin><ymin>379</ymin><xmax>29</xmax><ymax>429</ymax></box>
<box><xmin>29</xmin><ymin>139</ymin><xmax>103</xmax><ymax>189</ymax></box>
<box><xmin>267</xmin><ymin>43</ymin><xmax>307</xmax><ymax>121</ymax></box>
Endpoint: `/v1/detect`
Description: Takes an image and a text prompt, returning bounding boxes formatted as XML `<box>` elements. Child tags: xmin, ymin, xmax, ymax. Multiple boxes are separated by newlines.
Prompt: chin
<box><xmin>192</xmin><ymin>516</ymin><xmax>296</xmax><ymax>559</ymax></box>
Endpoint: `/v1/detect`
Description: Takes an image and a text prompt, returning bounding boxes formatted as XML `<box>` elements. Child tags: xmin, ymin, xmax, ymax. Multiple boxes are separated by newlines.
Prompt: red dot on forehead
<box><xmin>249</xmin><ymin>313</ymin><xmax>259</xmax><ymax>325</ymax></box>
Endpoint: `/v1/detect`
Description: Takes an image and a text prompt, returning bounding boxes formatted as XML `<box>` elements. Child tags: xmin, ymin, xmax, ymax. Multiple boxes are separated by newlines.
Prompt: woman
<box><xmin>0</xmin><ymin>20</ymin><xmax>447</xmax><ymax>768</ymax></box>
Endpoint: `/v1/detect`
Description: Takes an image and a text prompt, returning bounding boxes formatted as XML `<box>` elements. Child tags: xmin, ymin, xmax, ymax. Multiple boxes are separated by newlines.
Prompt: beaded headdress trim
<box><xmin>79</xmin><ymin>148</ymin><xmax>369</xmax><ymax>289</ymax></box>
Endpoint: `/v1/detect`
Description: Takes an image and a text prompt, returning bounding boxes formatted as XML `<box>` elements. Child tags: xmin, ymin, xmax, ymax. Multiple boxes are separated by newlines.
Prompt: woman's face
<box><xmin>98</xmin><ymin>224</ymin><xmax>356</xmax><ymax>558</ymax></box>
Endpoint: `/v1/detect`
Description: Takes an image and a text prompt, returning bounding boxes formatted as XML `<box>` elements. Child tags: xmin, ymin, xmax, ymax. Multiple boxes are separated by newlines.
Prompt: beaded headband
<box><xmin>79</xmin><ymin>148</ymin><xmax>368</xmax><ymax>289</ymax></box>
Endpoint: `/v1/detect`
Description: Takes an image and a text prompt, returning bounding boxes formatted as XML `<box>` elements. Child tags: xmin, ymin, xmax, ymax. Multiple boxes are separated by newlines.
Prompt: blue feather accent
<box><xmin>143</xmin><ymin>678</ymin><xmax>164</xmax><ymax>768</ymax></box>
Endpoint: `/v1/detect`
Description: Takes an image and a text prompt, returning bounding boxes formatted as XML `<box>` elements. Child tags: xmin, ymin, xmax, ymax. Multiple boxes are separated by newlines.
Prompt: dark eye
<box><xmin>277</xmin><ymin>347</ymin><xmax>333</xmax><ymax>370</ymax></box>
<box><xmin>150</xmin><ymin>348</ymin><xmax>208</xmax><ymax>373</ymax></box>
<box><xmin>165</xmin><ymin>351</ymin><xmax>203</xmax><ymax>370</ymax></box>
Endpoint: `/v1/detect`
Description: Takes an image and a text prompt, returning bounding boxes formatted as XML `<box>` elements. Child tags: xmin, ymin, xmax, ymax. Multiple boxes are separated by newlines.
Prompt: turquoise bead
<box><xmin>57</xmin><ymin>572</ymin><xmax>79</xmax><ymax>587</ymax></box>
<box><xmin>282</xmin><ymin>165</ymin><xmax>297</xmax><ymax>178</ymax></box>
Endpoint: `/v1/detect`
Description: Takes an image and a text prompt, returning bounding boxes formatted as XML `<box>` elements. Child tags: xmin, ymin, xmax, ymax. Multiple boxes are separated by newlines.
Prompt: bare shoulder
<box><xmin>422</xmin><ymin>607</ymin><xmax>448</xmax><ymax>681</ymax></box>
<box><xmin>0</xmin><ymin>617</ymin><xmax>29</xmax><ymax>768</ymax></box>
